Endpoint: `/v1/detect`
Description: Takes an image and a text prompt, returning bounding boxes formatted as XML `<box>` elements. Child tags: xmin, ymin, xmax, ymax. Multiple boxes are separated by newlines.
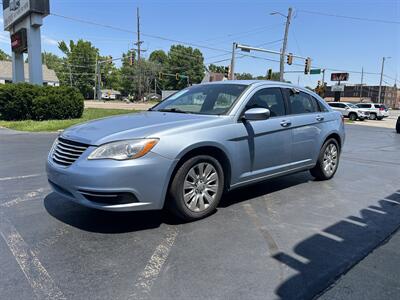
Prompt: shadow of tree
<box><xmin>273</xmin><ymin>191</ymin><xmax>400</xmax><ymax>300</ymax></box>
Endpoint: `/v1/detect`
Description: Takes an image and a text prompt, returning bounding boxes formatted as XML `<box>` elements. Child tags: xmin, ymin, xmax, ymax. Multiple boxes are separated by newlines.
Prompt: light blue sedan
<box><xmin>47</xmin><ymin>81</ymin><xmax>345</xmax><ymax>221</ymax></box>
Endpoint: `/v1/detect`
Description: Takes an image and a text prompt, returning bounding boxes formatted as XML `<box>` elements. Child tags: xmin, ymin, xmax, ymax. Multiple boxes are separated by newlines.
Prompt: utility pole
<box><xmin>94</xmin><ymin>55</ymin><xmax>98</xmax><ymax>100</ymax></box>
<box><xmin>135</xmin><ymin>7</ymin><xmax>144</xmax><ymax>101</ymax></box>
<box><xmin>378</xmin><ymin>57</ymin><xmax>386</xmax><ymax>104</ymax></box>
<box><xmin>360</xmin><ymin>67</ymin><xmax>364</xmax><ymax>102</ymax></box>
<box><xmin>279</xmin><ymin>7</ymin><xmax>292</xmax><ymax>82</ymax></box>
<box><xmin>230</xmin><ymin>42</ymin><xmax>237</xmax><ymax>80</ymax></box>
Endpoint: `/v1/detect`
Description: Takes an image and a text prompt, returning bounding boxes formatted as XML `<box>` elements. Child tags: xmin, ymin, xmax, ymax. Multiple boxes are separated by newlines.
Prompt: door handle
<box><xmin>280</xmin><ymin>120</ymin><xmax>292</xmax><ymax>128</ymax></box>
<box><xmin>316</xmin><ymin>115</ymin><xmax>325</xmax><ymax>122</ymax></box>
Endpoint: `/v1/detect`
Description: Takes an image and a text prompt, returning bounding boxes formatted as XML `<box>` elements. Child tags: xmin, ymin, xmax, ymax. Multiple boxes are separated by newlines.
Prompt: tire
<box><xmin>396</xmin><ymin>117</ymin><xmax>400</xmax><ymax>134</ymax></box>
<box><xmin>168</xmin><ymin>155</ymin><xmax>224</xmax><ymax>221</ymax></box>
<box><xmin>377</xmin><ymin>116</ymin><xmax>383</xmax><ymax>121</ymax></box>
<box><xmin>310</xmin><ymin>138</ymin><xmax>340</xmax><ymax>181</ymax></box>
<box><xmin>359</xmin><ymin>117</ymin><xmax>365</xmax><ymax>121</ymax></box>
<box><xmin>369</xmin><ymin>113</ymin><xmax>377</xmax><ymax>120</ymax></box>
<box><xmin>348</xmin><ymin>113</ymin><xmax>357</xmax><ymax>121</ymax></box>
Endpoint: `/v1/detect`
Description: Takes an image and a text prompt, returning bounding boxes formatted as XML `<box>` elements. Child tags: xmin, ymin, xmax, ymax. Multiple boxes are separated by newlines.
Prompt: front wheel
<box><xmin>310</xmin><ymin>139</ymin><xmax>340</xmax><ymax>180</ymax></box>
<box><xmin>168</xmin><ymin>155</ymin><xmax>224</xmax><ymax>221</ymax></box>
<box><xmin>349</xmin><ymin>113</ymin><xmax>357</xmax><ymax>121</ymax></box>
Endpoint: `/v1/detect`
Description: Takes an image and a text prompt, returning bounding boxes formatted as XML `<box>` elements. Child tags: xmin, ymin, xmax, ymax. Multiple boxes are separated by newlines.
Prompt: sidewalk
<box><xmin>85</xmin><ymin>100</ymin><xmax>154</xmax><ymax>111</ymax></box>
<box><xmin>320</xmin><ymin>193</ymin><xmax>400</xmax><ymax>300</ymax></box>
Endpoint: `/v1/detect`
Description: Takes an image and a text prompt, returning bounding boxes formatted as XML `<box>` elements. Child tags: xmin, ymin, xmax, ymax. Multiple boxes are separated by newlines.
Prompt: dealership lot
<box><xmin>0</xmin><ymin>125</ymin><xmax>399</xmax><ymax>300</ymax></box>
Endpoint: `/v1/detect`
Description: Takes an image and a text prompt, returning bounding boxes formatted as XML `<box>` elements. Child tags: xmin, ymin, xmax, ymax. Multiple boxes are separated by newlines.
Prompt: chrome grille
<box><xmin>52</xmin><ymin>137</ymin><xmax>89</xmax><ymax>166</ymax></box>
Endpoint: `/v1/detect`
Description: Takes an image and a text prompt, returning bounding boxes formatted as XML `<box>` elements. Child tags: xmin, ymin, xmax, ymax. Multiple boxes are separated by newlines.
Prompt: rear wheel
<box><xmin>310</xmin><ymin>139</ymin><xmax>340</xmax><ymax>180</ymax></box>
<box><xmin>348</xmin><ymin>113</ymin><xmax>357</xmax><ymax>121</ymax></box>
<box><xmin>377</xmin><ymin>116</ymin><xmax>383</xmax><ymax>121</ymax></box>
<box><xmin>168</xmin><ymin>155</ymin><xmax>224</xmax><ymax>221</ymax></box>
<box><xmin>396</xmin><ymin>117</ymin><xmax>400</xmax><ymax>134</ymax></box>
<box><xmin>369</xmin><ymin>113</ymin><xmax>377</xmax><ymax>120</ymax></box>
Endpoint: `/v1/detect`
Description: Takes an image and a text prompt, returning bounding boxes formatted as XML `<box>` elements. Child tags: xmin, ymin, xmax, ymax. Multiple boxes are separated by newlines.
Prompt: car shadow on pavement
<box><xmin>220</xmin><ymin>171</ymin><xmax>313</xmax><ymax>208</ymax></box>
<box><xmin>44</xmin><ymin>193</ymin><xmax>181</xmax><ymax>234</ymax></box>
<box><xmin>272</xmin><ymin>191</ymin><xmax>400</xmax><ymax>300</ymax></box>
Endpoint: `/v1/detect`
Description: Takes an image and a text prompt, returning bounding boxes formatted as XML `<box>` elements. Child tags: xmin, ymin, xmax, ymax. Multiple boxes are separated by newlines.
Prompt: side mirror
<box><xmin>243</xmin><ymin>108</ymin><xmax>270</xmax><ymax>121</ymax></box>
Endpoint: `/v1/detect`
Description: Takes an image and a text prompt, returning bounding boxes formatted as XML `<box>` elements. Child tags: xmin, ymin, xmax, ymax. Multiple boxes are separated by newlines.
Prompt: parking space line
<box><xmin>0</xmin><ymin>188</ymin><xmax>50</xmax><ymax>208</ymax></box>
<box><xmin>0</xmin><ymin>211</ymin><xmax>65</xmax><ymax>300</ymax></box>
<box><xmin>0</xmin><ymin>174</ymin><xmax>42</xmax><ymax>182</ymax></box>
<box><xmin>130</xmin><ymin>226</ymin><xmax>179</xmax><ymax>299</ymax></box>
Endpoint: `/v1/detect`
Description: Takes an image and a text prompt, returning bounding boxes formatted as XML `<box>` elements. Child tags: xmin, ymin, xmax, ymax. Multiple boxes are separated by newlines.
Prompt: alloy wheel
<box><xmin>322</xmin><ymin>143</ymin><xmax>338</xmax><ymax>176</ymax></box>
<box><xmin>183</xmin><ymin>162</ymin><xmax>219</xmax><ymax>212</ymax></box>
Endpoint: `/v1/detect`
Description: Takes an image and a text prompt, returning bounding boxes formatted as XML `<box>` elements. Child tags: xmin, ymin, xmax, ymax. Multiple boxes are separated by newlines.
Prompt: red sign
<box><xmin>11</xmin><ymin>28</ymin><xmax>27</xmax><ymax>53</ymax></box>
<box><xmin>331</xmin><ymin>73</ymin><xmax>349</xmax><ymax>82</ymax></box>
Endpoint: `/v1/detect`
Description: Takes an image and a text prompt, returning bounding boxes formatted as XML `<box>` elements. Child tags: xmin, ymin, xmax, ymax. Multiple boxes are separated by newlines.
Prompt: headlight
<box><xmin>88</xmin><ymin>139</ymin><xmax>159</xmax><ymax>160</ymax></box>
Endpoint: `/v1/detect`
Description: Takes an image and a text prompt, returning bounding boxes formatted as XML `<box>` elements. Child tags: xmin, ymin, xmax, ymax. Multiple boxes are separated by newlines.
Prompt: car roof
<box><xmin>200</xmin><ymin>80</ymin><xmax>308</xmax><ymax>90</ymax></box>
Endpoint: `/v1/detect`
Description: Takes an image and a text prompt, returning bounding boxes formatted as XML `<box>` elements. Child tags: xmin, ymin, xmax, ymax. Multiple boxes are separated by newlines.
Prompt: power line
<box><xmin>298</xmin><ymin>9</ymin><xmax>400</xmax><ymax>25</ymax></box>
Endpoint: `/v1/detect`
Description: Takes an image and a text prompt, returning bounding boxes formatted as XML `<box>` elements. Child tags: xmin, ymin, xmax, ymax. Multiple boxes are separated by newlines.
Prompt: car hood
<box><xmin>61</xmin><ymin>111</ymin><xmax>225</xmax><ymax>145</ymax></box>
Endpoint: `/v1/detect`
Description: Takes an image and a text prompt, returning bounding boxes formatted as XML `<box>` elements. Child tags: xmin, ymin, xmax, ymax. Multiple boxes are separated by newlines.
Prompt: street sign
<box><xmin>3</xmin><ymin>0</ymin><xmax>50</xmax><ymax>30</ymax></box>
<box><xmin>331</xmin><ymin>85</ymin><xmax>345</xmax><ymax>92</ymax></box>
<box><xmin>11</xmin><ymin>28</ymin><xmax>27</xmax><ymax>53</ymax></box>
<box><xmin>331</xmin><ymin>73</ymin><xmax>349</xmax><ymax>82</ymax></box>
<box><xmin>310</xmin><ymin>69</ymin><xmax>321</xmax><ymax>75</ymax></box>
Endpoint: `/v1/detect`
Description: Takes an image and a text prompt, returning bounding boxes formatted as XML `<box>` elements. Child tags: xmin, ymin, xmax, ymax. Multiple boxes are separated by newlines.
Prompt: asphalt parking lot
<box><xmin>0</xmin><ymin>124</ymin><xmax>399</xmax><ymax>300</ymax></box>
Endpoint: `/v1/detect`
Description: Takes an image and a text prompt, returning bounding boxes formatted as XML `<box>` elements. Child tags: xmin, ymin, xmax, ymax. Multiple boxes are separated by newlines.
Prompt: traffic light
<box><xmin>108</xmin><ymin>56</ymin><xmax>113</xmax><ymax>64</ymax></box>
<box><xmin>224</xmin><ymin>66</ymin><xmax>229</xmax><ymax>79</ymax></box>
<box><xmin>287</xmin><ymin>53</ymin><xmax>293</xmax><ymax>65</ymax></box>
<box><xmin>129</xmin><ymin>53</ymin><xmax>134</xmax><ymax>66</ymax></box>
<box><xmin>267</xmin><ymin>69</ymin><xmax>273</xmax><ymax>80</ymax></box>
<box><xmin>304</xmin><ymin>57</ymin><xmax>311</xmax><ymax>74</ymax></box>
<box><xmin>176</xmin><ymin>73</ymin><xmax>180</xmax><ymax>80</ymax></box>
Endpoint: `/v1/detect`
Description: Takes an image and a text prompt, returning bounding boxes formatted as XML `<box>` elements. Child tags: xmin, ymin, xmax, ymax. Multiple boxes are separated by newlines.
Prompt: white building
<box><xmin>0</xmin><ymin>61</ymin><xmax>60</xmax><ymax>86</ymax></box>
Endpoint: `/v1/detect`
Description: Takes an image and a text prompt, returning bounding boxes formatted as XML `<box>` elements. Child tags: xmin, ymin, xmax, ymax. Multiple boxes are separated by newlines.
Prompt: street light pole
<box><xmin>230</xmin><ymin>42</ymin><xmax>237</xmax><ymax>80</ymax></box>
<box><xmin>279</xmin><ymin>7</ymin><xmax>292</xmax><ymax>82</ymax></box>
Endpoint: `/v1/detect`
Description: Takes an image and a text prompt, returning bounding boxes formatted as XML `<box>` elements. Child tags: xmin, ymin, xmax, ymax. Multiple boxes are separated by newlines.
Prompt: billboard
<box><xmin>331</xmin><ymin>73</ymin><xmax>349</xmax><ymax>82</ymax></box>
<box><xmin>3</xmin><ymin>0</ymin><xmax>49</xmax><ymax>30</ymax></box>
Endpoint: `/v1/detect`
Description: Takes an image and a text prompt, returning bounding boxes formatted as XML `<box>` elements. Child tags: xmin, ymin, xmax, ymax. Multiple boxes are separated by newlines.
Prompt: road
<box><xmin>0</xmin><ymin>125</ymin><xmax>399</xmax><ymax>299</ymax></box>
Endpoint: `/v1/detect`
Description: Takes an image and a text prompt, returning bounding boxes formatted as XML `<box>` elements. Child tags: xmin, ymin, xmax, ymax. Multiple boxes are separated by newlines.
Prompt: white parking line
<box><xmin>130</xmin><ymin>226</ymin><xmax>179</xmax><ymax>299</ymax></box>
<box><xmin>0</xmin><ymin>211</ymin><xmax>65</xmax><ymax>299</ymax></box>
<box><xmin>1</xmin><ymin>188</ymin><xmax>50</xmax><ymax>208</ymax></box>
<box><xmin>0</xmin><ymin>174</ymin><xmax>42</xmax><ymax>182</ymax></box>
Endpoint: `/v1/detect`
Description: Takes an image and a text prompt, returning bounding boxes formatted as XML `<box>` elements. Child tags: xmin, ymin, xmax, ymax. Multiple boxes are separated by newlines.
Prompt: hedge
<box><xmin>0</xmin><ymin>84</ymin><xmax>84</xmax><ymax>121</ymax></box>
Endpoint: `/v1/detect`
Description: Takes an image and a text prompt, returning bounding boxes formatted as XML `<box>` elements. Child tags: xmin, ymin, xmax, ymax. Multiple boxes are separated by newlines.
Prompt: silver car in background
<box><xmin>47</xmin><ymin>81</ymin><xmax>345</xmax><ymax>221</ymax></box>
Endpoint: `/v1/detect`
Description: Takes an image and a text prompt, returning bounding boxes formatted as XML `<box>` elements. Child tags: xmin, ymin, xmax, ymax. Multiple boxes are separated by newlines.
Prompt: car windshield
<box><xmin>151</xmin><ymin>84</ymin><xmax>248</xmax><ymax>115</ymax></box>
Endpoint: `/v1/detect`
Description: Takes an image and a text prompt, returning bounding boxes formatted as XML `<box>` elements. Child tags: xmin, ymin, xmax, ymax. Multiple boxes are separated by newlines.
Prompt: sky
<box><xmin>0</xmin><ymin>0</ymin><xmax>399</xmax><ymax>87</ymax></box>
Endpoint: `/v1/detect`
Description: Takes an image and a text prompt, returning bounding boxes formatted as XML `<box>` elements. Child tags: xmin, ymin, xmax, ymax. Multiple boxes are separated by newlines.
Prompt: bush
<box><xmin>0</xmin><ymin>84</ymin><xmax>84</xmax><ymax>121</ymax></box>
<box><xmin>0</xmin><ymin>83</ymin><xmax>42</xmax><ymax>121</ymax></box>
<box><xmin>31</xmin><ymin>87</ymin><xmax>84</xmax><ymax>120</ymax></box>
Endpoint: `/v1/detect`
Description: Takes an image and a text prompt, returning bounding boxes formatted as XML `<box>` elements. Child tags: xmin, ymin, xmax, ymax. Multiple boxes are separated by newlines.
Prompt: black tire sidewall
<box><xmin>169</xmin><ymin>155</ymin><xmax>224</xmax><ymax>221</ymax></box>
<box><xmin>349</xmin><ymin>113</ymin><xmax>357</xmax><ymax>121</ymax></box>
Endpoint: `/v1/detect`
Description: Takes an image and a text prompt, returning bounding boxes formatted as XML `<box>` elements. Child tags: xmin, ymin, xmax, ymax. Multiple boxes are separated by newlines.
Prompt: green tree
<box><xmin>165</xmin><ymin>45</ymin><xmax>204</xmax><ymax>90</ymax></box>
<box><xmin>120</xmin><ymin>51</ymin><xmax>158</xmax><ymax>100</ymax></box>
<box><xmin>0</xmin><ymin>49</ymin><xmax>11</xmax><ymax>61</ymax></box>
<box><xmin>208</xmin><ymin>64</ymin><xmax>226</xmax><ymax>74</ymax></box>
<box><xmin>149</xmin><ymin>50</ymin><xmax>168</xmax><ymax>65</ymax></box>
<box><xmin>235</xmin><ymin>72</ymin><xmax>254</xmax><ymax>80</ymax></box>
<box><xmin>58</xmin><ymin>39</ymin><xmax>99</xmax><ymax>99</ymax></box>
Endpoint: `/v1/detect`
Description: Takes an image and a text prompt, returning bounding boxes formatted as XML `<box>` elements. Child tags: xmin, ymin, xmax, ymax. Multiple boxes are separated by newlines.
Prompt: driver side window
<box><xmin>245</xmin><ymin>88</ymin><xmax>286</xmax><ymax>117</ymax></box>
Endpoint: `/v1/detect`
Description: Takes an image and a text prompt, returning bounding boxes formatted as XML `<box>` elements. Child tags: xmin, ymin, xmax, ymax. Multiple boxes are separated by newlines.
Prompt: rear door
<box><xmin>282</xmin><ymin>89</ymin><xmax>324</xmax><ymax>167</ymax></box>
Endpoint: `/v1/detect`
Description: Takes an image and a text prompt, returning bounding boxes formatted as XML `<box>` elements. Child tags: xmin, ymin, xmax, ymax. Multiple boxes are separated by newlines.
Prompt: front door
<box><xmin>238</xmin><ymin>87</ymin><xmax>292</xmax><ymax>181</ymax></box>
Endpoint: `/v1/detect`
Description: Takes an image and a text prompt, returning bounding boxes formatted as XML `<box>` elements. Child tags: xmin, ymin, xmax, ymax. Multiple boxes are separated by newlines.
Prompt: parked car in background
<box><xmin>356</xmin><ymin>103</ymin><xmax>389</xmax><ymax>120</ymax></box>
<box><xmin>327</xmin><ymin>102</ymin><xmax>368</xmax><ymax>121</ymax></box>
<box><xmin>47</xmin><ymin>81</ymin><xmax>345</xmax><ymax>221</ymax></box>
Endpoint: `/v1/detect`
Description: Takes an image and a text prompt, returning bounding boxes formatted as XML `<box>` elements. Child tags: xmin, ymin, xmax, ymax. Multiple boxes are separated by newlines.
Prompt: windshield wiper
<box><xmin>157</xmin><ymin>108</ymin><xmax>190</xmax><ymax>114</ymax></box>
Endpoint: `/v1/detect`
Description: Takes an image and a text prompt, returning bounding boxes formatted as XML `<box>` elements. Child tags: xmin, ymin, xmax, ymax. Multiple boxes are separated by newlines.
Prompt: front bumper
<box><xmin>46</xmin><ymin>149</ymin><xmax>177</xmax><ymax>212</ymax></box>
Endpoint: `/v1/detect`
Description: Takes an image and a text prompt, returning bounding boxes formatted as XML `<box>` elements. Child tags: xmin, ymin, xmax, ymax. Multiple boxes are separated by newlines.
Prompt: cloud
<box><xmin>0</xmin><ymin>31</ymin><xmax>10</xmax><ymax>45</ymax></box>
<box><xmin>42</xmin><ymin>35</ymin><xmax>59</xmax><ymax>46</ymax></box>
